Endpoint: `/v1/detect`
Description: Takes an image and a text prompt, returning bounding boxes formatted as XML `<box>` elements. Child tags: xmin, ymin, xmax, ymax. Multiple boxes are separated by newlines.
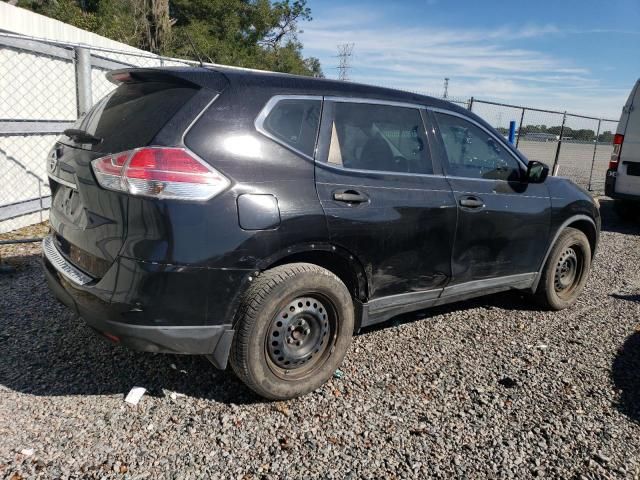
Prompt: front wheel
<box><xmin>230</xmin><ymin>263</ymin><xmax>354</xmax><ymax>400</ymax></box>
<box><xmin>536</xmin><ymin>227</ymin><xmax>591</xmax><ymax>310</ymax></box>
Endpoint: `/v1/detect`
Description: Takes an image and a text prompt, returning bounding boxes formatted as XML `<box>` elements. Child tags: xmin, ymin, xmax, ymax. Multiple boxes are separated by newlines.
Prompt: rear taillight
<box><xmin>609</xmin><ymin>134</ymin><xmax>624</xmax><ymax>170</ymax></box>
<box><xmin>91</xmin><ymin>147</ymin><xmax>229</xmax><ymax>201</ymax></box>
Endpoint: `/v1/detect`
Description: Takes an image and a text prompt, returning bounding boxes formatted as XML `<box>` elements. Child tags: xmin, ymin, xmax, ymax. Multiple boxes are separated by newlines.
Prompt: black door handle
<box><xmin>459</xmin><ymin>196</ymin><xmax>484</xmax><ymax>208</ymax></box>
<box><xmin>333</xmin><ymin>189</ymin><xmax>368</xmax><ymax>204</ymax></box>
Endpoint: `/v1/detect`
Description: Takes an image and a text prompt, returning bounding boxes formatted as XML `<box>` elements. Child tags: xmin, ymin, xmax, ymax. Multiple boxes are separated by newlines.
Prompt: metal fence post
<box><xmin>552</xmin><ymin>112</ymin><xmax>567</xmax><ymax>176</ymax></box>
<box><xmin>75</xmin><ymin>46</ymin><xmax>93</xmax><ymax>117</ymax></box>
<box><xmin>587</xmin><ymin>118</ymin><xmax>602</xmax><ymax>191</ymax></box>
<box><xmin>38</xmin><ymin>179</ymin><xmax>43</xmax><ymax>223</ymax></box>
<box><xmin>515</xmin><ymin>108</ymin><xmax>525</xmax><ymax>148</ymax></box>
<box><xmin>467</xmin><ymin>97</ymin><xmax>474</xmax><ymax>111</ymax></box>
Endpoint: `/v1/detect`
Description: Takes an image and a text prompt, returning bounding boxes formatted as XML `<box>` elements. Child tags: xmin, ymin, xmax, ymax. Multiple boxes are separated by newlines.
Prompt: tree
<box><xmin>138</xmin><ymin>0</ymin><xmax>173</xmax><ymax>54</ymax></box>
<box><xmin>598</xmin><ymin>131</ymin><xmax>614</xmax><ymax>143</ymax></box>
<box><xmin>573</xmin><ymin>129</ymin><xmax>596</xmax><ymax>141</ymax></box>
<box><xmin>19</xmin><ymin>0</ymin><xmax>100</xmax><ymax>32</ymax></box>
<box><xmin>521</xmin><ymin>124</ymin><xmax>548</xmax><ymax>134</ymax></box>
<box><xmin>547</xmin><ymin>125</ymin><xmax>572</xmax><ymax>136</ymax></box>
<box><xmin>167</xmin><ymin>0</ymin><xmax>322</xmax><ymax>76</ymax></box>
<box><xmin>17</xmin><ymin>0</ymin><xmax>322</xmax><ymax>76</ymax></box>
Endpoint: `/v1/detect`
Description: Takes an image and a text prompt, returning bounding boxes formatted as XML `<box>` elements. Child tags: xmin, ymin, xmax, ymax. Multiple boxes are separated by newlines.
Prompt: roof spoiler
<box><xmin>106</xmin><ymin>67</ymin><xmax>229</xmax><ymax>92</ymax></box>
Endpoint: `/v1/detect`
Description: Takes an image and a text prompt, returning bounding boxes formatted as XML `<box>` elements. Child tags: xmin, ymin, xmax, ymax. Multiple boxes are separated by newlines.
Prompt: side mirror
<box><xmin>525</xmin><ymin>160</ymin><xmax>549</xmax><ymax>183</ymax></box>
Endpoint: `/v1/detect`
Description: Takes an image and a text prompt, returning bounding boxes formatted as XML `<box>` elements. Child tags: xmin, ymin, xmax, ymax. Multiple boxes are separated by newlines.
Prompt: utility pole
<box><xmin>443</xmin><ymin>78</ymin><xmax>449</xmax><ymax>99</ymax></box>
<box><xmin>337</xmin><ymin>43</ymin><xmax>354</xmax><ymax>81</ymax></box>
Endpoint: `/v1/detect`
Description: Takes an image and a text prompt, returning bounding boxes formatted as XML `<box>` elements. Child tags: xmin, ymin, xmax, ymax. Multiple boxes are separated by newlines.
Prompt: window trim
<box><xmin>317</xmin><ymin>97</ymin><xmax>438</xmax><ymax>177</ymax></box>
<box><xmin>324</xmin><ymin>96</ymin><xmax>426</xmax><ymax>110</ymax></box>
<box><xmin>182</xmin><ymin>93</ymin><xmax>220</xmax><ymax>145</ymax></box>
<box><xmin>428</xmin><ymin>107</ymin><xmax>528</xmax><ymax>180</ymax></box>
<box><xmin>254</xmin><ymin>94</ymin><xmax>323</xmax><ymax>160</ymax></box>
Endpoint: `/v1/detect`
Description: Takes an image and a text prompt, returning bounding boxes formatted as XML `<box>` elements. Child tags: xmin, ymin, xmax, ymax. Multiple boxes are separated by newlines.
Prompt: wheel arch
<box><xmin>532</xmin><ymin>214</ymin><xmax>598</xmax><ymax>292</ymax></box>
<box><xmin>258</xmin><ymin>244</ymin><xmax>370</xmax><ymax>331</ymax></box>
<box><xmin>261</xmin><ymin>245</ymin><xmax>369</xmax><ymax>302</ymax></box>
<box><xmin>565</xmin><ymin>218</ymin><xmax>598</xmax><ymax>258</ymax></box>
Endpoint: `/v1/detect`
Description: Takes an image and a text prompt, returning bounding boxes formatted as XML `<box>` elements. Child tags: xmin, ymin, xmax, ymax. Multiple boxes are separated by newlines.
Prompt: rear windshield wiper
<box><xmin>63</xmin><ymin>129</ymin><xmax>103</xmax><ymax>145</ymax></box>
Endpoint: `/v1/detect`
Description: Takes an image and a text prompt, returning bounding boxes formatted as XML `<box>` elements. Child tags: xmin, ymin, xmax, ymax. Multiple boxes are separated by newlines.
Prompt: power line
<box><xmin>336</xmin><ymin>43</ymin><xmax>354</xmax><ymax>81</ymax></box>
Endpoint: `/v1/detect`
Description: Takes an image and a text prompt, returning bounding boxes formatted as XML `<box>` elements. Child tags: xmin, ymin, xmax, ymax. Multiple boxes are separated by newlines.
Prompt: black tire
<box><xmin>230</xmin><ymin>262</ymin><xmax>354</xmax><ymax>400</ymax></box>
<box><xmin>536</xmin><ymin>227</ymin><xmax>591</xmax><ymax>310</ymax></box>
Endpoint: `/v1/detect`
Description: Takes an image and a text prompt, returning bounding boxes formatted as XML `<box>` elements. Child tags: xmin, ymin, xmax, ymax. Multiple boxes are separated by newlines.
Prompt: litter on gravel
<box><xmin>124</xmin><ymin>387</ymin><xmax>146</xmax><ymax>406</ymax></box>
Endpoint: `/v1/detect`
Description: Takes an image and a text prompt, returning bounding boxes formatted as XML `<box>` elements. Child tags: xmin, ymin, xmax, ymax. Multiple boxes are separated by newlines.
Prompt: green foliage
<box><xmin>17</xmin><ymin>0</ymin><xmax>323</xmax><ymax>76</ymax></box>
<box><xmin>519</xmin><ymin>124</ymin><xmax>612</xmax><ymax>142</ymax></box>
<box><xmin>20</xmin><ymin>0</ymin><xmax>100</xmax><ymax>31</ymax></box>
<box><xmin>598</xmin><ymin>131</ymin><xmax>613</xmax><ymax>143</ymax></box>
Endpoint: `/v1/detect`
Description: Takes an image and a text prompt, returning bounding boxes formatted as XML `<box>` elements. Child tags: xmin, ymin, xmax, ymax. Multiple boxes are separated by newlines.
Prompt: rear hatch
<box><xmin>47</xmin><ymin>69</ymin><xmax>224</xmax><ymax>278</ymax></box>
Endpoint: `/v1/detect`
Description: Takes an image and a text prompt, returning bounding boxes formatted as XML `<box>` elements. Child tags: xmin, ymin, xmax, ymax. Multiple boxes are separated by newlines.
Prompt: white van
<box><xmin>605</xmin><ymin>79</ymin><xmax>640</xmax><ymax>206</ymax></box>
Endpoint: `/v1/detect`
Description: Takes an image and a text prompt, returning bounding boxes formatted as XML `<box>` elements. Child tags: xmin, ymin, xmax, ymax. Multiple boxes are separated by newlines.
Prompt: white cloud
<box><xmin>300</xmin><ymin>15</ymin><xmax>628</xmax><ymax>118</ymax></box>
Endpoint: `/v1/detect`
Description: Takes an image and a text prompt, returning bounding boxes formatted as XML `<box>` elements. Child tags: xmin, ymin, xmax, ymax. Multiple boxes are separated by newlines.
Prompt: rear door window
<box><xmin>326</xmin><ymin>102</ymin><xmax>432</xmax><ymax>175</ymax></box>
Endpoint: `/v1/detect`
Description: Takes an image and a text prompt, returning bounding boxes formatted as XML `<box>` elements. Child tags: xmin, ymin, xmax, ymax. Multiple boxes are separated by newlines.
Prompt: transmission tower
<box><xmin>443</xmin><ymin>78</ymin><xmax>449</xmax><ymax>99</ymax></box>
<box><xmin>337</xmin><ymin>43</ymin><xmax>354</xmax><ymax>81</ymax></box>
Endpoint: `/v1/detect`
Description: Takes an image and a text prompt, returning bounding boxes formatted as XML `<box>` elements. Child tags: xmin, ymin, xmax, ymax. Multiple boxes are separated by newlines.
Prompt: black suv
<box><xmin>43</xmin><ymin>67</ymin><xmax>600</xmax><ymax>399</ymax></box>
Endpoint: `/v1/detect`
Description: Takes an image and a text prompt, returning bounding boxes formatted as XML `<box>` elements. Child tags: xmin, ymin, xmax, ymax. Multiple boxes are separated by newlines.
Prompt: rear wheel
<box><xmin>536</xmin><ymin>227</ymin><xmax>591</xmax><ymax>310</ymax></box>
<box><xmin>230</xmin><ymin>263</ymin><xmax>354</xmax><ymax>400</ymax></box>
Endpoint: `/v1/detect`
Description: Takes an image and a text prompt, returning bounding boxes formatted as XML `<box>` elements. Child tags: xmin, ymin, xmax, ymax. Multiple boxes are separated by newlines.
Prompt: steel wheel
<box><xmin>553</xmin><ymin>245</ymin><xmax>585</xmax><ymax>300</ymax></box>
<box><xmin>230</xmin><ymin>263</ymin><xmax>354</xmax><ymax>400</ymax></box>
<box><xmin>265</xmin><ymin>295</ymin><xmax>337</xmax><ymax>380</ymax></box>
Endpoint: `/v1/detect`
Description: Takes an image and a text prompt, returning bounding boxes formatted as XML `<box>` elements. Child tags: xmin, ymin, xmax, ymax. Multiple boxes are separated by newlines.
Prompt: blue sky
<box><xmin>300</xmin><ymin>0</ymin><xmax>640</xmax><ymax>119</ymax></box>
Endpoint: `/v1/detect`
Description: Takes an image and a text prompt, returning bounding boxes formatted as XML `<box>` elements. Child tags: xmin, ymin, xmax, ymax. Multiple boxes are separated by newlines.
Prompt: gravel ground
<box><xmin>1</xmin><ymin>199</ymin><xmax>640</xmax><ymax>479</ymax></box>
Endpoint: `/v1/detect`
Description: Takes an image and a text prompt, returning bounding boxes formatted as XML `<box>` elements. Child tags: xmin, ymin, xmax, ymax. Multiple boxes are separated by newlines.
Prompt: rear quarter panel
<box><xmin>177</xmin><ymin>84</ymin><xmax>329</xmax><ymax>269</ymax></box>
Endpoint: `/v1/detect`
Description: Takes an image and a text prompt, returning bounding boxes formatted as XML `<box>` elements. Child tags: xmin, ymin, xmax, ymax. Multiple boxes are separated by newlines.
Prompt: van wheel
<box><xmin>536</xmin><ymin>227</ymin><xmax>591</xmax><ymax>310</ymax></box>
<box><xmin>230</xmin><ymin>263</ymin><xmax>354</xmax><ymax>400</ymax></box>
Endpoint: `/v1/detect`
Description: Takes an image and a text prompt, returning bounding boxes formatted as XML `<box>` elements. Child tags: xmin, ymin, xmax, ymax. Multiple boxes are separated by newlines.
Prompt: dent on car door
<box><xmin>314</xmin><ymin>100</ymin><xmax>457</xmax><ymax>300</ymax></box>
<box><xmin>430</xmin><ymin>109</ymin><xmax>551</xmax><ymax>286</ymax></box>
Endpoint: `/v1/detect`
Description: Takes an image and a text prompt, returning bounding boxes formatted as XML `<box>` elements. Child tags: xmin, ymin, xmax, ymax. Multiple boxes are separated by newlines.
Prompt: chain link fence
<box><xmin>0</xmin><ymin>33</ymin><xmax>201</xmax><ymax>233</ymax></box>
<box><xmin>0</xmin><ymin>35</ymin><xmax>78</xmax><ymax>233</ymax></box>
<box><xmin>468</xmin><ymin>99</ymin><xmax>617</xmax><ymax>193</ymax></box>
<box><xmin>0</xmin><ymin>32</ymin><xmax>620</xmax><ymax>233</ymax></box>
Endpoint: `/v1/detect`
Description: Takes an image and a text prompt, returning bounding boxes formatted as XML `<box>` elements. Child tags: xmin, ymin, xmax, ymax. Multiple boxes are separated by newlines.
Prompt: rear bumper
<box><xmin>605</xmin><ymin>170</ymin><xmax>640</xmax><ymax>201</ymax></box>
<box><xmin>42</xmin><ymin>235</ymin><xmax>251</xmax><ymax>368</ymax></box>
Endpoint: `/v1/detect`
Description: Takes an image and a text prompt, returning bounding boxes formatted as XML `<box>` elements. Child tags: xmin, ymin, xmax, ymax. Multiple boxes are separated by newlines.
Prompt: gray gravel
<box><xmin>2</xmin><ymin>198</ymin><xmax>640</xmax><ymax>479</ymax></box>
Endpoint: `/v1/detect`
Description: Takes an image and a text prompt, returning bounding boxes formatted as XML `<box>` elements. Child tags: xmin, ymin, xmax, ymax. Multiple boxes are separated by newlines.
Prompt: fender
<box><xmin>531</xmin><ymin>214</ymin><xmax>597</xmax><ymax>292</ymax></box>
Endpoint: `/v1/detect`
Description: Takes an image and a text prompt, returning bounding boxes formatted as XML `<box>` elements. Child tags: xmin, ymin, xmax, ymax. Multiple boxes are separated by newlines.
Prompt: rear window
<box><xmin>69</xmin><ymin>81</ymin><xmax>198</xmax><ymax>153</ymax></box>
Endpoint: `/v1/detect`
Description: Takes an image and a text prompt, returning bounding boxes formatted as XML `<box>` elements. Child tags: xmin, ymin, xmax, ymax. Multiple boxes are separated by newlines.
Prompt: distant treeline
<box><xmin>496</xmin><ymin>125</ymin><xmax>614</xmax><ymax>142</ymax></box>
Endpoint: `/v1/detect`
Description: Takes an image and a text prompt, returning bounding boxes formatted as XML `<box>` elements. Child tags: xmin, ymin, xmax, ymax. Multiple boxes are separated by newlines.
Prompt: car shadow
<box><xmin>610</xmin><ymin>293</ymin><xmax>640</xmax><ymax>303</ymax></box>
<box><xmin>0</xmin><ymin>252</ymin><xmax>551</xmax><ymax>403</ymax></box>
<box><xmin>611</xmin><ymin>331</ymin><xmax>640</xmax><ymax>423</ymax></box>
<box><xmin>0</xmin><ymin>252</ymin><xmax>263</xmax><ymax>404</ymax></box>
<box><xmin>599</xmin><ymin>197</ymin><xmax>640</xmax><ymax>234</ymax></box>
